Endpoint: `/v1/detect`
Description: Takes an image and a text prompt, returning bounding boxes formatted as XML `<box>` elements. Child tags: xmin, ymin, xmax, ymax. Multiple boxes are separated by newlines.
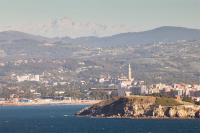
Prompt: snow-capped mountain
<box><xmin>0</xmin><ymin>17</ymin><xmax>133</xmax><ymax>38</ymax></box>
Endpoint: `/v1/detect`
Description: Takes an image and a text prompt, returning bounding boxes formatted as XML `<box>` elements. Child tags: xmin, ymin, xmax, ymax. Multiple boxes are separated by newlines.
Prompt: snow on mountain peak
<box><xmin>0</xmin><ymin>17</ymin><xmax>134</xmax><ymax>38</ymax></box>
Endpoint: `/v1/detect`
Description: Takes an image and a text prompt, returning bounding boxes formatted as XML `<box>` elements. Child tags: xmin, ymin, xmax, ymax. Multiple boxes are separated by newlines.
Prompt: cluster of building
<box><xmin>116</xmin><ymin>64</ymin><xmax>149</xmax><ymax>97</ymax></box>
<box><xmin>11</xmin><ymin>72</ymin><xmax>70</xmax><ymax>86</ymax></box>
<box><xmin>91</xmin><ymin>64</ymin><xmax>200</xmax><ymax>101</ymax></box>
<box><xmin>148</xmin><ymin>83</ymin><xmax>200</xmax><ymax>99</ymax></box>
<box><xmin>2</xmin><ymin>61</ymin><xmax>199</xmax><ymax>102</ymax></box>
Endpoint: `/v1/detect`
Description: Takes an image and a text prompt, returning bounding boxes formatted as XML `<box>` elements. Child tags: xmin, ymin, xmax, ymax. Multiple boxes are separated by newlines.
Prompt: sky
<box><xmin>0</xmin><ymin>0</ymin><xmax>200</xmax><ymax>37</ymax></box>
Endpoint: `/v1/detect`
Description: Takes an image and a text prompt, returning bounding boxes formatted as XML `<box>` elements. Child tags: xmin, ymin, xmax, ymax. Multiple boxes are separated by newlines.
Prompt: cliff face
<box><xmin>76</xmin><ymin>96</ymin><xmax>200</xmax><ymax>119</ymax></box>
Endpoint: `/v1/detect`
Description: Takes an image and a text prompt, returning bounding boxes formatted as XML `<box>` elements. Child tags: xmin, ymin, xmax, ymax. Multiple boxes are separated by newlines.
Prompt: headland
<box><xmin>76</xmin><ymin>96</ymin><xmax>200</xmax><ymax>119</ymax></box>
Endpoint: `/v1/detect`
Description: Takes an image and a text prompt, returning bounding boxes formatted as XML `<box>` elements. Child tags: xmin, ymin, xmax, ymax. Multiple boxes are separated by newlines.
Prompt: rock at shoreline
<box><xmin>168</xmin><ymin>107</ymin><xmax>176</xmax><ymax>117</ymax></box>
<box><xmin>76</xmin><ymin>96</ymin><xmax>200</xmax><ymax>119</ymax></box>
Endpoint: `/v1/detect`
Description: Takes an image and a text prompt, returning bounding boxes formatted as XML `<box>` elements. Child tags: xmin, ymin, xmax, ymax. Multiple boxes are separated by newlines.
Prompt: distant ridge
<box><xmin>1</xmin><ymin>26</ymin><xmax>200</xmax><ymax>47</ymax></box>
<box><xmin>0</xmin><ymin>30</ymin><xmax>48</xmax><ymax>42</ymax></box>
<box><xmin>77</xmin><ymin>26</ymin><xmax>200</xmax><ymax>47</ymax></box>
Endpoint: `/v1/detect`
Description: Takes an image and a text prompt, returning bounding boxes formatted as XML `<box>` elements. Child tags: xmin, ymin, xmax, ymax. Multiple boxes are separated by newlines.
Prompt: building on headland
<box><xmin>117</xmin><ymin>64</ymin><xmax>150</xmax><ymax>97</ymax></box>
<box><xmin>131</xmin><ymin>85</ymin><xmax>148</xmax><ymax>95</ymax></box>
<box><xmin>120</xmin><ymin>64</ymin><xmax>134</xmax><ymax>85</ymax></box>
<box><xmin>17</xmin><ymin>74</ymin><xmax>40</xmax><ymax>82</ymax></box>
<box><xmin>117</xmin><ymin>64</ymin><xmax>135</xmax><ymax>97</ymax></box>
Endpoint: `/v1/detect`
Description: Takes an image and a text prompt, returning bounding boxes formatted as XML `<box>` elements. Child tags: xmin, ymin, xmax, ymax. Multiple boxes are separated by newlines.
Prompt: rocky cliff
<box><xmin>76</xmin><ymin>96</ymin><xmax>200</xmax><ymax>119</ymax></box>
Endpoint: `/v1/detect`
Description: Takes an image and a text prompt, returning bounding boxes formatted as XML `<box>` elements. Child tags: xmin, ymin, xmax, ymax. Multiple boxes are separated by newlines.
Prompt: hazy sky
<box><xmin>0</xmin><ymin>0</ymin><xmax>200</xmax><ymax>30</ymax></box>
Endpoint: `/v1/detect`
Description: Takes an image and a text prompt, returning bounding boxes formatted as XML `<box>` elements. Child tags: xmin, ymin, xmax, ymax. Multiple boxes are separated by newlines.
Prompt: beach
<box><xmin>0</xmin><ymin>99</ymin><xmax>101</xmax><ymax>106</ymax></box>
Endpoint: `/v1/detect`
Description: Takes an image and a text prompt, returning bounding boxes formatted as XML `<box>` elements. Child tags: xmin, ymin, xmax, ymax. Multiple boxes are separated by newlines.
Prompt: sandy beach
<box><xmin>0</xmin><ymin>100</ymin><xmax>101</xmax><ymax>106</ymax></box>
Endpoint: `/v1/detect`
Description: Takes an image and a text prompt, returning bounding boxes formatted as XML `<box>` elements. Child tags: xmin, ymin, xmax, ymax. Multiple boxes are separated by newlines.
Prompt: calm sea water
<box><xmin>0</xmin><ymin>105</ymin><xmax>200</xmax><ymax>133</ymax></box>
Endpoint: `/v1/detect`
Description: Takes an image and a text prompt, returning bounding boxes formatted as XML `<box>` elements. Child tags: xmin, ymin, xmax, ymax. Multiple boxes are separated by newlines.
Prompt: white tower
<box><xmin>128</xmin><ymin>64</ymin><xmax>134</xmax><ymax>81</ymax></box>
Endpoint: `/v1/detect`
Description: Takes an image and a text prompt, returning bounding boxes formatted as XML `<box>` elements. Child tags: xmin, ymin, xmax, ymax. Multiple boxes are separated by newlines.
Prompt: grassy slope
<box><xmin>155</xmin><ymin>97</ymin><xmax>182</xmax><ymax>106</ymax></box>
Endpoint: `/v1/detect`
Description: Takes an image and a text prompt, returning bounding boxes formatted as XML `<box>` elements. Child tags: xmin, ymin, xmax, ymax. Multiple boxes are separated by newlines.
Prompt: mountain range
<box><xmin>1</xmin><ymin>26</ymin><xmax>200</xmax><ymax>47</ymax></box>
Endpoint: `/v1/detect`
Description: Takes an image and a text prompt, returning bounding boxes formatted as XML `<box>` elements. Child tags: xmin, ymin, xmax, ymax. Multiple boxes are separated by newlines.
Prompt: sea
<box><xmin>0</xmin><ymin>105</ymin><xmax>200</xmax><ymax>133</ymax></box>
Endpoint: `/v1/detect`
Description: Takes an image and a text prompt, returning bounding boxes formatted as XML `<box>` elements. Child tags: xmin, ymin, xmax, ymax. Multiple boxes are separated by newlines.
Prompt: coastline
<box><xmin>88</xmin><ymin>115</ymin><xmax>198</xmax><ymax>120</ymax></box>
<box><xmin>0</xmin><ymin>100</ymin><xmax>101</xmax><ymax>107</ymax></box>
<box><xmin>77</xmin><ymin>115</ymin><xmax>197</xmax><ymax>120</ymax></box>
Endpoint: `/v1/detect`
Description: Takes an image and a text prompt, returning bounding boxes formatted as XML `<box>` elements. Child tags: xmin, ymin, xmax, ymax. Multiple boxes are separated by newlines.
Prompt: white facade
<box><xmin>17</xmin><ymin>74</ymin><xmax>40</xmax><ymax>82</ymax></box>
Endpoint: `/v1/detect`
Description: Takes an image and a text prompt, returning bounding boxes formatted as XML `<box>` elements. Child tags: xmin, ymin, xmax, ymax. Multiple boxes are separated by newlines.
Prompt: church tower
<box><xmin>128</xmin><ymin>64</ymin><xmax>134</xmax><ymax>81</ymax></box>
